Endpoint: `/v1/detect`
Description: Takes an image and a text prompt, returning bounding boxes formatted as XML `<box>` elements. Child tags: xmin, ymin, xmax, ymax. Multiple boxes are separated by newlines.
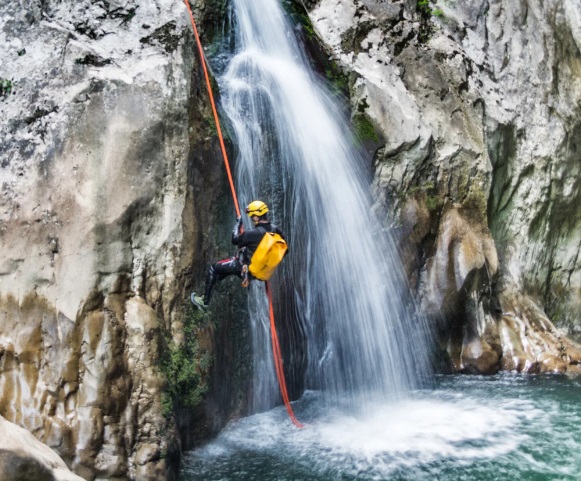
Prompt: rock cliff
<box><xmin>307</xmin><ymin>0</ymin><xmax>581</xmax><ymax>373</ymax></box>
<box><xmin>0</xmin><ymin>0</ymin><xmax>234</xmax><ymax>479</ymax></box>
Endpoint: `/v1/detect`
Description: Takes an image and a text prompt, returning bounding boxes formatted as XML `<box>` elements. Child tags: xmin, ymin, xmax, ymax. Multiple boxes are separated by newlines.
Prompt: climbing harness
<box><xmin>182</xmin><ymin>0</ymin><xmax>303</xmax><ymax>429</ymax></box>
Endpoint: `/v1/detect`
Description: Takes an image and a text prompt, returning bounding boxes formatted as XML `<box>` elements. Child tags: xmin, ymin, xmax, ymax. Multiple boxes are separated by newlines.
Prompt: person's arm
<box><xmin>232</xmin><ymin>216</ymin><xmax>244</xmax><ymax>245</ymax></box>
<box><xmin>234</xmin><ymin>226</ymin><xmax>260</xmax><ymax>248</ymax></box>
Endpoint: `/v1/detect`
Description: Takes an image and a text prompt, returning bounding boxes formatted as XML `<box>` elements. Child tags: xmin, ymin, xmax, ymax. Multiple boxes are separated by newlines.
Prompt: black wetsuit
<box><xmin>203</xmin><ymin>220</ymin><xmax>285</xmax><ymax>303</ymax></box>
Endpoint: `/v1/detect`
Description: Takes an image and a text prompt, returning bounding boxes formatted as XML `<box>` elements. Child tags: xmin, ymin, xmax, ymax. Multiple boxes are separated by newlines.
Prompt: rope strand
<box><xmin>183</xmin><ymin>0</ymin><xmax>303</xmax><ymax>428</ymax></box>
<box><xmin>266</xmin><ymin>282</ymin><xmax>305</xmax><ymax>428</ymax></box>
<box><xmin>182</xmin><ymin>0</ymin><xmax>240</xmax><ymax>217</ymax></box>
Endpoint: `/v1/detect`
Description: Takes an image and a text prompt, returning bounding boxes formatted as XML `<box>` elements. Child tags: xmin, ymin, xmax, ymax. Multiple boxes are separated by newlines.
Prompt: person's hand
<box><xmin>232</xmin><ymin>216</ymin><xmax>244</xmax><ymax>238</ymax></box>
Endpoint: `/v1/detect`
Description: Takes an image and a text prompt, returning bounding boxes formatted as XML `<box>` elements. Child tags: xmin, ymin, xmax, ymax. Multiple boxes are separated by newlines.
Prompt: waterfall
<box><xmin>218</xmin><ymin>0</ymin><xmax>433</xmax><ymax>413</ymax></box>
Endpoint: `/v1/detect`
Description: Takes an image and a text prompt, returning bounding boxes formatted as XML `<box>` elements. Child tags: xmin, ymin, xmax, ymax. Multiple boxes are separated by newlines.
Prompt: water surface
<box><xmin>181</xmin><ymin>374</ymin><xmax>581</xmax><ymax>481</ymax></box>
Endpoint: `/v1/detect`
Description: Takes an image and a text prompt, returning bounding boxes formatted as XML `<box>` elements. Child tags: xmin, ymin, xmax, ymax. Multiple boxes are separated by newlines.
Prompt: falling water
<box><xmin>218</xmin><ymin>0</ymin><xmax>432</xmax><ymax>413</ymax></box>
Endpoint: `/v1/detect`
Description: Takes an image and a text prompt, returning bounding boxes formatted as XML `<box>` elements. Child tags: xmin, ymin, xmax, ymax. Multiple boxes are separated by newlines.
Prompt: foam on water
<box><xmin>317</xmin><ymin>399</ymin><xmax>527</xmax><ymax>462</ymax></box>
<box><xmin>183</xmin><ymin>377</ymin><xmax>581</xmax><ymax>480</ymax></box>
<box><xmin>185</xmin><ymin>391</ymin><xmax>535</xmax><ymax>479</ymax></box>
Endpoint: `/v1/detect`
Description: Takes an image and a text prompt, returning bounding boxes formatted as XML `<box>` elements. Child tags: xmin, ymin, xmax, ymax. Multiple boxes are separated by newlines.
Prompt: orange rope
<box><xmin>182</xmin><ymin>0</ymin><xmax>241</xmax><ymax>218</ymax></box>
<box><xmin>266</xmin><ymin>282</ymin><xmax>305</xmax><ymax>428</ymax></box>
<box><xmin>183</xmin><ymin>0</ymin><xmax>303</xmax><ymax>428</ymax></box>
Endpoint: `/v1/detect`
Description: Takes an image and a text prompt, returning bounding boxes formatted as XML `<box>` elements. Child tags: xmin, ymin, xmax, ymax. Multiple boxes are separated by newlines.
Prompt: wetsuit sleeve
<box><xmin>233</xmin><ymin>229</ymin><xmax>259</xmax><ymax>248</ymax></box>
<box><xmin>231</xmin><ymin>218</ymin><xmax>243</xmax><ymax>245</ymax></box>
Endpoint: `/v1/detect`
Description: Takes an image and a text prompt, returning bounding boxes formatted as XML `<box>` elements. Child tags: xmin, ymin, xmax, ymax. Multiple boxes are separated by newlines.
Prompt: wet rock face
<box><xmin>0</xmin><ymin>0</ymin><xmax>225</xmax><ymax>479</ymax></box>
<box><xmin>309</xmin><ymin>0</ymin><xmax>581</xmax><ymax>373</ymax></box>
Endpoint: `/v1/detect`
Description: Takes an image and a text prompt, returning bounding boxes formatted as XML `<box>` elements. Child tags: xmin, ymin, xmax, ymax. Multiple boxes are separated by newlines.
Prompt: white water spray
<box><xmin>219</xmin><ymin>0</ymin><xmax>433</xmax><ymax>413</ymax></box>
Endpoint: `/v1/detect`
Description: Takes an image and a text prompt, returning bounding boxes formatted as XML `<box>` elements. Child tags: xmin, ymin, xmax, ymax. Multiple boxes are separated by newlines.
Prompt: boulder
<box><xmin>0</xmin><ymin>415</ymin><xmax>84</xmax><ymax>481</ymax></box>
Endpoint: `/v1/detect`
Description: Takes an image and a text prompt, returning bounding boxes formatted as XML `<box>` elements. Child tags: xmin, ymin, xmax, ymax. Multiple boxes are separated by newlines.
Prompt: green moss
<box><xmin>281</xmin><ymin>0</ymin><xmax>317</xmax><ymax>39</ymax></box>
<box><xmin>160</xmin><ymin>304</ymin><xmax>212</xmax><ymax>417</ymax></box>
<box><xmin>418</xmin><ymin>0</ymin><xmax>444</xmax><ymax>16</ymax></box>
<box><xmin>324</xmin><ymin>64</ymin><xmax>349</xmax><ymax>95</ymax></box>
<box><xmin>418</xmin><ymin>0</ymin><xmax>431</xmax><ymax>12</ymax></box>
<box><xmin>407</xmin><ymin>181</ymin><xmax>435</xmax><ymax>196</ymax></box>
<box><xmin>416</xmin><ymin>0</ymin><xmax>442</xmax><ymax>43</ymax></box>
<box><xmin>1</xmin><ymin>79</ymin><xmax>12</xmax><ymax>97</ymax></box>
<box><xmin>353</xmin><ymin>113</ymin><xmax>379</xmax><ymax>142</ymax></box>
<box><xmin>280</xmin><ymin>0</ymin><xmax>351</xmax><ymax>97</ymax></box>
<box><xmin>399</xmin><ymin>181</ymin><xmax>443</xmax><ymax>213</ymax></box>
<box><xmin>461</xmin><ymin>187</ymin><xmax>488</xmax><ymax>224</ymax></box>
<box><xmin>121</xmin><ymin>8</ymin><xmax>136</xmax><ymax>25</ymax></box>
<box><xmin>425</xmin><ymin>194</ymin><xmax>440</xmax><ymax>211</ymax></box>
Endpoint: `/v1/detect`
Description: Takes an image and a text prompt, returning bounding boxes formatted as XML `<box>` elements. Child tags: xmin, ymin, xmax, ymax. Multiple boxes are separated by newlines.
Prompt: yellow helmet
<box><xmin>246</xmin><ymin>200</ymin><xmax>269</xmax><ymax>217</ymax></box>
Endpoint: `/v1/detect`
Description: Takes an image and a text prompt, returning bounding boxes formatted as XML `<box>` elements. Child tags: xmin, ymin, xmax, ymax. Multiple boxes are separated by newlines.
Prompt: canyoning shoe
<box><xmin>190</xmin><ymin>293</ymin><xmax>208</xmax><ymax>311</ymax></box>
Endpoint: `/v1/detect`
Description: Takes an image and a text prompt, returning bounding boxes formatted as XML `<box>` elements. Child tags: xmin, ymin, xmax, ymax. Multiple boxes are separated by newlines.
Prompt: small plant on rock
<box><xmin>1</xmin><ymin>79</ymin><xmax>12</xmax><ymax>97</ymax></box>
<box><xmin>417</xmin><ymin>0</ymin><xmax>444</xmax><ymax>42</ymax></box>
<box><xmin>160</xmin><ymin>304</ymin><xmax>212</xmax><ymax>417</ymax></box>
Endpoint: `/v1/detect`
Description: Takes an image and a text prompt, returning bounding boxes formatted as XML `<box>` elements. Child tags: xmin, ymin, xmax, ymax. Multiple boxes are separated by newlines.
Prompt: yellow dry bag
<box><xmin>248</xmin><ymin>229</ymin><xmax>288</xmax><ymax>281</ymax></box>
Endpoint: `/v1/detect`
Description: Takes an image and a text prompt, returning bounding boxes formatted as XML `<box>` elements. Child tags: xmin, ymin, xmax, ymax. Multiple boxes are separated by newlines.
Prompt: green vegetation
<box><xmin>418</xmin><ymin>0</ymin><xmax>444</xmax><ymax>17</ymax></box>
<box><xmin>462</xmin><ymin>187</ymin><xmax>489</xmax><ymax>222</ymax></box>
<box><xmin>405</xmin><ymin>181</ymin><xmax>435</xmax><ymax>196</ymax></box>
<box><xmin>417</xmin><ymin>0</ymin><xmax>431</xmax><ymax>14</ymax></box>
<box><xmin>1</xmin><ymin>79</ymin><xmax>12</xmax><ymax>97</ymax></box>
<box><xmin>121</xmin><ymin>8</ymin><xmax>136</xmax><ymax>24</ymax></box>
<box><xmin>353</xmin><ymin>113</ymin><xmax>379</xmax><ymax>142</ymax></box>
<box><xmin>204</xmin><ymin>111</ymin><xmax>219</xmax><ymax>136</ymax></box>
<box><xmin>282</xmin><ymin>0</ymin><xmax>316</xmax><ymax>39</ymax></box>
<box><xmin>401</xmin><ymin>181</ymin><xmax>443</xmax><ymax>212</ymax></box>
<box><xmin>281</xmin><ymin>0</ymin><xmax>350</xmax><ymax>97</ymax></box>
<box><xmin>417</xmin><ymin>0</ymin><xmax>444</xmax><ymax>43</ymax></box>
<box><xmin>324</xmin><ymin>62</ymin><xmax>349</xmax><ymax>95</ymax></box>
<box><xmin>160</xmin><ymin>304</ymin><xmax>212</xmax><ymax>417</ymax></box>
<box><xmin>425</xmin><ymin>193</ymin><xmax>440</xmax><ymax>211</ymax></box>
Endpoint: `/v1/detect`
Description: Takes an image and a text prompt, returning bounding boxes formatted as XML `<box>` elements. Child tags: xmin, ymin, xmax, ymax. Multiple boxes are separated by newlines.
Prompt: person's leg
<box><xmin>203</xmin><ymin>256</ymin><xmax>243</xmax><ymax>304</ymax></box>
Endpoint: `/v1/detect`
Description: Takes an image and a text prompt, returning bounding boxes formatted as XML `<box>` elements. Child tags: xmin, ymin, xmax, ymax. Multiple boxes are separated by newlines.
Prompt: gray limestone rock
<box><xmin>0</xmin><ymin>0</ymin><xmax>225</xmax><ymax>479</ymax></box>
<box><xmin>309</xmin><ymin>0</ymin><xmax>581</xmax><ymax>372</ymax></box>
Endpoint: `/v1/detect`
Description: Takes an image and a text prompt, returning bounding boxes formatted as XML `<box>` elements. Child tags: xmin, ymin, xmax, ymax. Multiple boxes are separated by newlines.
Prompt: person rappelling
<box><xmin>183</xmin><ymin>2</ymin><xmax>302</xmax><ymax>426</ymax></box>
<box><xmin>191</xmin><ymin>200</ymin><xmax>287</xmax><ymax>311</ymax></box>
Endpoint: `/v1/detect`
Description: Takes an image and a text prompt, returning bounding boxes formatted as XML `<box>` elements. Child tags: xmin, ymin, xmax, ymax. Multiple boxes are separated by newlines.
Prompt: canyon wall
<box><xmin>307</xmin><ymin>0</ymin><xmax>581</xmax><ymax>373</ymax></box>
<box><xmin>0</xmin><ymin>0</ymin><xmax>236</xmax><ymax>479</ymax></box>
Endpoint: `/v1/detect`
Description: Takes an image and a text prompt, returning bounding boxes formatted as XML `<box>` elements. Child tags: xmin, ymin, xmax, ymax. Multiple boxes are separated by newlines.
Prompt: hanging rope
<box><xmin>182</xmin><ymin>0</ymin><xmax>240</xmax><ymax>217</ymax></box>
<box><xmin>266</xmin><ymin>281</ymin><xmax>305</xmax><ymax>428</ymax></box>
<box><xmin>182</xmin><ymin>0</ymin><xmax>303</xmax><ymax>428</ymax></box>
